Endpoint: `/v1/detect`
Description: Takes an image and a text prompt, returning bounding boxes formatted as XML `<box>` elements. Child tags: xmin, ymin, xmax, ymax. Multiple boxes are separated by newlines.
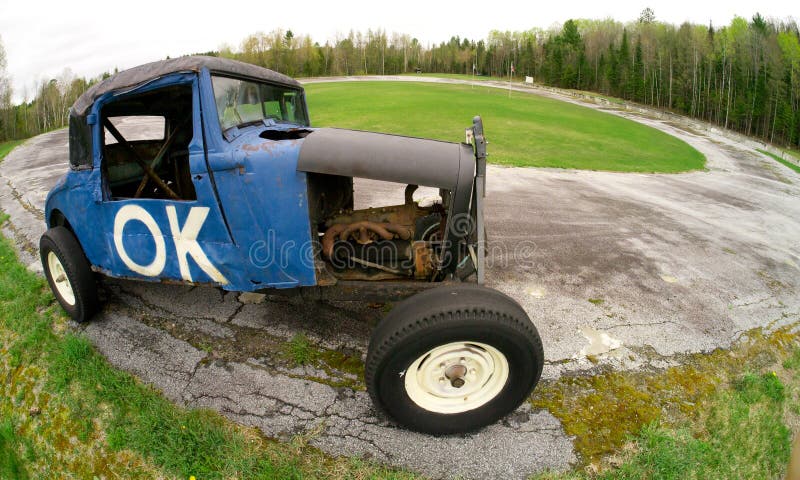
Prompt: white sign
<box><xmin>525</xmin><ymin>76</ymin><xmax>534</xmax><ymax>84</ymax></box>
<box><xmin>113</xmin><ymin>205</ymin><xmax>229</xmax><ymax>284</ymax></box>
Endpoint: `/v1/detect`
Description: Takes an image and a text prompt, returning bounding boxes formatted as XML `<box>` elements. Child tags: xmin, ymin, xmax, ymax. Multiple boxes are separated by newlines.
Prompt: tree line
<box><xmin>0</xmin><ymin>38</ymin><xmax>102</xmax><ymax>142</ymax></box>
<box><xmin>1</xmin><ymin>11</ymin><xmax>799</xmax><ymax>149</ymax></box>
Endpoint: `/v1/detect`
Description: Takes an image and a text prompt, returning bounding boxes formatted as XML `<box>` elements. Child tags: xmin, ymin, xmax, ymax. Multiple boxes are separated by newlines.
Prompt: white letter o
<box><xmin>113</xmin><ymin>205</ymin><xmax>167</xmax><ymax>277</ymax></box>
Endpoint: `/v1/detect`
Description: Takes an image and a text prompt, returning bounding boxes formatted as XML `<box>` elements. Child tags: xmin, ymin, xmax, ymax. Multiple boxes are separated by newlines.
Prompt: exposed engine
<box><xmin>320</xmin><ymin>185</ymin><xmax>444</xmax><ymax>281</ymax></box>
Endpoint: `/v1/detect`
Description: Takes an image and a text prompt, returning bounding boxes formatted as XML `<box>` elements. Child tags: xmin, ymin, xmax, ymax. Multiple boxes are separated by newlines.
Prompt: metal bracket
<box><xmin>471</xmin><ymin>116</ymin><xmax>487</xmax><ymax>284</ymax></box>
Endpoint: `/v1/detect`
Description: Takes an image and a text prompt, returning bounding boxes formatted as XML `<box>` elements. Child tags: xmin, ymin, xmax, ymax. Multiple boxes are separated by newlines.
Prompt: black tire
<box><xmin>366</xmin><ymin>284</ymin><xmax>543</xmax><ymax>434</ymax></box>
<box><xmin>40</xmin><ymin>226</ymin><xmax>98</xmax><ymax>322</ymax></box>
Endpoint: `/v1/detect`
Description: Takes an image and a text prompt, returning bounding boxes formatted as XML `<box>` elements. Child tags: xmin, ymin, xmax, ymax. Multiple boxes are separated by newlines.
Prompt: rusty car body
<box><xmin>40</xmin><ymin>56</ymin><xmax>543</xmax><ymax>434</ymax></box>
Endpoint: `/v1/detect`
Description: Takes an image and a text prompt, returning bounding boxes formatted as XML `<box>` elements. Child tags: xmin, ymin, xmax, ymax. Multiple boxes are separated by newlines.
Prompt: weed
<box><xmin>286</xmin><ymin>333</ymin><xmax>317</xmax><ymax>366</ymax></box>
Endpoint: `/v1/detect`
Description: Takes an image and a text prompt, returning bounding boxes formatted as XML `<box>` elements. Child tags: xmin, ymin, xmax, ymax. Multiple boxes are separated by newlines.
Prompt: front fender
<box><xmin>44</xmin><ymin>174</ymin><xmax>69</xmax><ymax>227</ymax></box>
<box><xmin>43</xmin><ymin>168</ymin><xmax>104</xmax><ymax>267</ymax></box>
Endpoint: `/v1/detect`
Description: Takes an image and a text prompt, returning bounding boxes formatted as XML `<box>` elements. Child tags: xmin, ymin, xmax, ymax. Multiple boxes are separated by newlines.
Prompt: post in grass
<box><xmin>508</xmin><ymin>62</ymin><xmax>515</xmax><ymax>98</ymax></box>
<box><xmin>472</xmin><ymin>60</ymin><xmax>476</xmax><ymax>89</ymax></box>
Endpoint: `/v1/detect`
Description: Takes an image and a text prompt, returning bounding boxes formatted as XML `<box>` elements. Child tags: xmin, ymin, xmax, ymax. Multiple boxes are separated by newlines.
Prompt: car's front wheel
<box><xmin>366</xmin><ymin>284</ymin><xmax>543</xmax><ymax>434</ymax></box>
<box><xmin>40</xmin><ymin>226</ymin><xmax>98</xmax><ymax>322</ymax></box>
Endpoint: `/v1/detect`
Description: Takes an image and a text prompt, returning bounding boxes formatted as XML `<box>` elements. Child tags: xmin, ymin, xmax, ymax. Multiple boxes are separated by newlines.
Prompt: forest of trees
<box><xmin>1</xmin><ymin>10</ymin><xmax>799</xmax><ymax>149</ymax></box>
<box><xmin>0</xmin><ymin>37</ymin><xmax>98</xmax><ymax>142</ymax></box>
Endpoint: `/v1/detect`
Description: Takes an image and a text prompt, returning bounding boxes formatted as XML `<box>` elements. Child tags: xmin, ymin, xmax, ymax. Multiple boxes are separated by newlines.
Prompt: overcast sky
<box><xmin>1</xmin><ymin>0</ymin><xmax>796</xmax><ymax>102</ymax></box>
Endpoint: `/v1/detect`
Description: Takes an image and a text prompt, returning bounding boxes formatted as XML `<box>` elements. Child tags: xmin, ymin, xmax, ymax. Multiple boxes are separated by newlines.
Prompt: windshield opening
<box><xmin>211</xmin><ymin>75</ymin><xmax>308</xmax><ymax>135</ymax></box>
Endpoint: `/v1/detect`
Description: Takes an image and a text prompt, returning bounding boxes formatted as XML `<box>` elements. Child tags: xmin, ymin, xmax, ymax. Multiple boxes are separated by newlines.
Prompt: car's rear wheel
<box><xmin>40</xmin><ymin>226</ymin><xmax>98</xmax><ymax>322</ymax></box>
<box><xmin>366</xmin><ymin>284</ymin><xmax>543</xmax><ymax>434</ymax></box>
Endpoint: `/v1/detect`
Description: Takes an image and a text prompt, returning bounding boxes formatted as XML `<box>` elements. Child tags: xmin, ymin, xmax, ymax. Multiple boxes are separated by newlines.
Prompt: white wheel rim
<box><xmin>404</xmin><ymin>341</ymin><xmax>509</xmax><ymax>414</ymax></box>
<box><xmin>47</xmin><ymin>251</ymin><xmax>75</xmax><ymax>306</ymax></box>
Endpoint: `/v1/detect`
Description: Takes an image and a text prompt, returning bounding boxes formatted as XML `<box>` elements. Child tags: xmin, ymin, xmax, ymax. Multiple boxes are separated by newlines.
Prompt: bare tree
<box><xmin>0</xmin><ymin>35</ymin><xmax>13</xmax><ymax>140</ymax></box>
<box><xmin>639</xmin><ymin>8</ymin><xmax>656</xmax><ymax>24</ymax></box>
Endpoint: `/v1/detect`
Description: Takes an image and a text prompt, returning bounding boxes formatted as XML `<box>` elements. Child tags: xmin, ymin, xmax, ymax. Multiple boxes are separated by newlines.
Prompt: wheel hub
<box><xmin>47</xmin><ymin>251</ymin><xmax>76</xmax><ymax>306</ymax></box>
<box><xmin>404</xmin><ymin>341</ymin><xmax>509</xmax><ymax>414</ymax></box>
<box><xmin>445</xmin><ymin>364</ymin><xmax>468</xmax><ymax>387</ymax></box>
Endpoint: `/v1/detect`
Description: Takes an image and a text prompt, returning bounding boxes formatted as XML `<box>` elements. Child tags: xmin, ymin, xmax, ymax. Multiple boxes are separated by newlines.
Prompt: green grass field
<box><xmin>305</xmin><ymin>81</ymin><xmax>705</xmax><ymax>173</ymax></box>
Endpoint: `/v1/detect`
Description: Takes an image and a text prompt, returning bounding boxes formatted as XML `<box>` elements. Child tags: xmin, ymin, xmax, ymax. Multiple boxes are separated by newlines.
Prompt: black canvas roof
<box><xmin>71</xmin><ymin>55</ymin><xmax>301</xmax><ymax>116</ymax></box>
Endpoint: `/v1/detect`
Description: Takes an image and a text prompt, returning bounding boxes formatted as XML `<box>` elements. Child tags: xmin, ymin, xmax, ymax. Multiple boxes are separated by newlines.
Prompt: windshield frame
<box><xmin>210</xmin><ymin>74</ymin><xmax>309</xmax><ymax>139</ymax></box>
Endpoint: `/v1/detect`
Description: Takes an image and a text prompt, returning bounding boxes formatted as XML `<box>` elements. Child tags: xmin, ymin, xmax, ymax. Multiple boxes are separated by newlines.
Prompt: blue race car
<box><xmin>41</xmin><ymin>56</ymin><xmax>543</xmax><ymax>434</ymax></box>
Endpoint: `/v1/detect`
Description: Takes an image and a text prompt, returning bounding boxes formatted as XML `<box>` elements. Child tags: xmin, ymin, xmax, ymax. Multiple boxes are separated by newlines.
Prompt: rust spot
<box><xmin>412</xmin><ymin>240</ymin><xmax>435</xmax><ymax>278</ymax></box>
<box><xmin>259</xmin><ymin>142</ymin><xmax>279</xmax><ymax>153</ymax></box>
<box><xmin>242</xmin><ymin>141</ymin><xmax>281</xmax><ymax>154</ymax></box>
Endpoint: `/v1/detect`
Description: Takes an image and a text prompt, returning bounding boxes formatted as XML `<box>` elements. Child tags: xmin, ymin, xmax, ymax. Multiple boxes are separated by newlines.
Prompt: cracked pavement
<box><xmin>2</xmin><ymin>78</ymin><xmax>799</xmax><ymax>479</ymax></box>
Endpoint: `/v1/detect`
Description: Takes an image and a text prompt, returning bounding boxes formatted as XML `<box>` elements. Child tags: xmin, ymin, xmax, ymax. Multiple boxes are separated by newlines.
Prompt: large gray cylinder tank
<box><xmin>297</xmin><ymin>128</ymin><xmax>474</xmax><ymax>190</ymax></box>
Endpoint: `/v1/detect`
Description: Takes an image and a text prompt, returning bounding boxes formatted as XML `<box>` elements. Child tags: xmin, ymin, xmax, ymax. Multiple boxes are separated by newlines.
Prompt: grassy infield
<box><xmin>1</xmin><ymin>80</ymin><xmax>798</xmax><ymax>479</ymax></box>
<box><xmin>305</xmin><ymin>82</ymin><xmax>705</xmax><ymax>173</ymax></box>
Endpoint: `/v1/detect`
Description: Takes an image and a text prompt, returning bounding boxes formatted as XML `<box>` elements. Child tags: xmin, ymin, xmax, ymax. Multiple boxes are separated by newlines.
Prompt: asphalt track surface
<box><xmin>1</xmin><ymin>77</ymin><xmax>799</xmax><ymax>479</ymax></box>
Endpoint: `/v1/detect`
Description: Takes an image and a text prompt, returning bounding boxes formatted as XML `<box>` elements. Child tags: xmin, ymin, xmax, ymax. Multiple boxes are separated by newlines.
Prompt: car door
<box><xmin>93</xmin><ymin>74</ymin><xmax>243</xmax><ymax>288</ymax></box>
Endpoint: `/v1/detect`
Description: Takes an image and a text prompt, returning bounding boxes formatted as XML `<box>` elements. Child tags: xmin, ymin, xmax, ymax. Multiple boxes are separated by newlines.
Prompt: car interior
<box><xmin>101</xmin><ymin>84</ymin><xmax>196</xmax><ymax>201</ymax></box>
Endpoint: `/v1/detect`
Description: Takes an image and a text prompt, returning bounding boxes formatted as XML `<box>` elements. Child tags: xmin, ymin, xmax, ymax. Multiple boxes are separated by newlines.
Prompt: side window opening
<box><xmin>101</xmin><ymin>84</ymin><xmax>197</xmax><ymax>201</ymax></box>
<box><xmin>104</xmin><ymin>116</ymin><xmax>165</xmax><ymax>145</ymax></box>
